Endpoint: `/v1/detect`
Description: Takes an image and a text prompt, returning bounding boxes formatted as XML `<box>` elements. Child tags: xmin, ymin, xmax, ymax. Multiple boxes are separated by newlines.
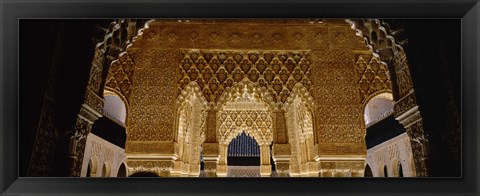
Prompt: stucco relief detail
<box><xmin>127</xmin><ymin>49</ymin><xmax>180</xmax><ymax>142</ymax></box>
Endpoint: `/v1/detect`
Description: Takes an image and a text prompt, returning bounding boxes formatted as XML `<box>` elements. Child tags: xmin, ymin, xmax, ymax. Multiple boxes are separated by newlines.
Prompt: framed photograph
<box><xmin>1</xmin><ymin>0</ymin><xmax>478</xmax><ymax>195</ymax></box>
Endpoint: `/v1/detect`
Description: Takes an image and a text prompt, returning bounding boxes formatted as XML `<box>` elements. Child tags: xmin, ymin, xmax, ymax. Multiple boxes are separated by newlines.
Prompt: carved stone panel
<box><xmin>127</xmin><ymin>49</ymin><xmax>180</xmax><ymax>142</ymax></box>
<box><xmin>311</xmin><ymin>50</ymin><xmax>366</xmax><ymax>148</ymax></box>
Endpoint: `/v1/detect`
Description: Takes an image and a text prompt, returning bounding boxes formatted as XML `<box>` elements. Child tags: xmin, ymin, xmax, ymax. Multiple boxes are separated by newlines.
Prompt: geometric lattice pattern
<box><xmin>105</xmin><ymin>54</ymin><xmax>134</xmax><ymax>102</ymax></box>
<box><xmin>218</xmin><ymin>109</ymin><xmax>273</xmax><ymax>145</ymax></box>
<box><xmin>355</xmin><ymin>55</ymin><xmax>392</xmax><ymax>103</ymax></box>
<box><xmin>179</xmin><ymin>50</ymin><xmax>312</xmax><ymax>103</ymax></box>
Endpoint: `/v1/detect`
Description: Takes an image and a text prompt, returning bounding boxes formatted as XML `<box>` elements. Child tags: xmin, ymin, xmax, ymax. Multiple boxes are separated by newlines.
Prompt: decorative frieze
<box><xmin>131</xmin><ymin>19</ymin><xmax>367</xmax><ymax>51</ymax></box>
<box><xmin>125</xmin><ymin>141</ymin><xmax>177</xmax><ymax>155</ymax></box>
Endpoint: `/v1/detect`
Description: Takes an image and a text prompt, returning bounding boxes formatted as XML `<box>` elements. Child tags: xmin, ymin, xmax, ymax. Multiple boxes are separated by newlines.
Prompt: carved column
<box><xmin>273</xmin><ymin>145</ymin><xmax>291</xmax><ymax>177</ymax></box>
<box><xmin>68</xmin><ymin>90</ymin><xmax>104</xmax><ymax>176</ymax></box>
<box><xmin>203</xmin><ymin>109</ymin><xmax>220</xmax><ymax>177</ymax></box>
<box><xmin>260</xmin><ymin>144</ymin><xmax>272</xmax><ymax>177</ymax></box>
<box><xmin>299</xmin><ymin>140</ymin><xmax>309</xmax><ymax>176</ymax></box>
<box><xmin>216</xmin><ymin>143</ymin><xmax>228</xmax><ymax>177</ymax></box>
<box><xmin>187</xmin><ymin>103</ymin><xmax>204</xmax><ymax>177</ymax></box>
<box><xmin>394</xmin><ymin>54</ymin><xmax>430</xmax><ymax>177</ymax></box>
<box><xmin>63</xmin><ymin>43</ymin><xmax>107</xmax><ymax>177</ymax></box>
<box><xmin>203</xmin><ymin>145</ymin><xmax>219</xmax><ymax>178</ymax></box>
<box><xmin>306</xmin><ymin>136</ymin><xmax>319</xmax><ymax>177</ymax></box>
<box><xmin>272</xmin><ymin>110</ymin><xmax>291</xmax><ymax>177</ymax></box>
<box><xmin>180</xmin><ymin>142</ymin><xmax>191</xmax><ymax>177</ymax></box>
<box><xmin>188</xmin><ymin>141</ymin><xmax>202</xmax><ymax>177</ymax></box>
<box><xmin>171</xmin><ymin>144</ymin><xmax>183</xmax><ymax>177</ymax></box>
<box><xmin>394</xmin><ymin>92</ymin><xmax>429</xmax><ymax>177</ymax></box>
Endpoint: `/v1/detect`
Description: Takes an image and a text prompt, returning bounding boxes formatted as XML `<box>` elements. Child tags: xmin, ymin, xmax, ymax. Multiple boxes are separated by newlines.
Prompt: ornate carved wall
<box><xmin>311</xmin><ymin>50</ymin><xmax>367</xmax><ymax>155</ymax></box>
<box><xmin>113</xmin><ymin>19</ymin><xmax>416</xmax><ymax>177</ymax></box>
<box><xmin>24</xmin><ymin>19</ymin><xmax>447</xmax><ymax>178</ymax></box>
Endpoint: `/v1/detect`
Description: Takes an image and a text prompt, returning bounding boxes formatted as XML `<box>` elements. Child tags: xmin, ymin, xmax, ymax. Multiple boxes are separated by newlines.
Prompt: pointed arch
<box><xmin>174</xmin><ymin>81</ymin><xmax>209</xmax><ymax>176</ymax></box>
<box><xmin>283</xmin><ymin>82</ymin><xmax>316</xmax><ymax>176</ymax></box>
<box><xmin>215</xmin><ymin>78</ymin><xmax>275</xmax><ymax>146</ymax></box>
<box><xmin>364</xmin><ymin>164</ymin><xmax>373</xmax><ymax>177</ymax></box>
<box><xmin>215</xmin><ymin>78</ymin><xmax>277</xmax><ymax>111</ymax></box>
<box><xmin>116</xmin><ymin>162</ymin><xmax>128</xmax><ymax>177</ymax></box>
<box><xmin>176</xmin><ymin>81</ymin><xmax>209</xmax><ymax>110</ymax></box>
<box><xmin>87</xmin><ymin>156</ymin><xmax>99</xmax><ymax>177</ymax></box>
<box><xmin>283</xmin><ymin>82</ymin><xmax>315</xmax><ymax>113</ymax></box>
<box><xmin>102</xmin><ymin>162</ymin><xmax>111</xmax><ymax>177</ymax></box>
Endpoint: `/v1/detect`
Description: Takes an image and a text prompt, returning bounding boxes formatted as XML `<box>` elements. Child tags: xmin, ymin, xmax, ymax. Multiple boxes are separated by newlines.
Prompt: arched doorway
<box><xmin>364</xmin><ymin>164</ymin><xmax>373</xmax><ymax>177</ymax></box>
<box><xmin>226</xmin><ymin>132</ymin><xmax>261</xmax><ymax>177</ymax></box>
<box><xmin>215</xmin><ymin>79</ymin><xmax>275</xmax><ymax>177</ymax></box>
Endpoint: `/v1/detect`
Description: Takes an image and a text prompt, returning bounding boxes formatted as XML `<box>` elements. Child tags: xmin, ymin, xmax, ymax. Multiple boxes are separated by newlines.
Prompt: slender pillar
<box><xmin>299</xmin><ymin>141</ymin><xmax>309</xmax><ymax>176</ymax></box>
<box><xmin>180</xmin><ymin>142</ymin><xmax>191</xmax><ymax>177</ymax></box>
<box><xmin>69</xmin><ymin>99</ymin><xmax>103</xmax><ymax>176</ymax></box>
<box><xmin>188</xmin><ymin>142</ymin><xmax>201</xmax><ymax>177</ymax></box>
<box><xmin>260</xmin><ymin>144</ymin><xmax>272</xmax><ymax>177</ymax></box>
<box><xmin>216</xmin><ymin>143</ymin><xmax>228</xmax><ymax>177</ymax></box>
<box><xmin>273</xmin><ymin>144</ymin><xmax>291</xmax><ymax>177</ymax></box>
<box><xmin>395</xmin><ymin>92</ymin><xmax>429</xmax><ymax>177</ymax></box>
<box><xmin>272</xmin><ymin>110</ymin><xmax>291</xmax><ymax>177</ymax></box>
<box><xmin>306</xmin><ymin>137</ymin><xmax>319</xmax><ymax>177</ymax></box>
<box><xmin>202</xmin><ymin>109</ymin><xmax>220</xmax><ymax>177</ymax></box>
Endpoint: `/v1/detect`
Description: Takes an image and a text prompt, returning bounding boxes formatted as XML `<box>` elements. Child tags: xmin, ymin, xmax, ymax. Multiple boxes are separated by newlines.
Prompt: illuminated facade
<box><xmin>21</xmin><ymin>19</ymin><xmax>461</xmax><ymax>177</ymax></box>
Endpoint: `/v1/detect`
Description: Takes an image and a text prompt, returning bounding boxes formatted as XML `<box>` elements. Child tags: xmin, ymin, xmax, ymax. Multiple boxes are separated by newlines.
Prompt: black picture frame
<box><xmin>1</xmin><ymin>0</ymin><xmax>479</xmax><ymax>195</ymax></box>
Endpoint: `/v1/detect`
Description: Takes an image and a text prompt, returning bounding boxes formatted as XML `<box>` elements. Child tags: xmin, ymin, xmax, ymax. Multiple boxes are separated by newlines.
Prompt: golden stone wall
<box><xmin>119</xmin><ymin>19</ymin><xmax>402</xmax><ymax>177</ymax></box>
<box><xmin>311</xmin><ymin>50</ymin><xmax>366</xmax><ymax>155</ymax></box>
<box><xmin>126</xmin><ymin>49</ymin><xmax>180</xmax><ymax>143</ymax></box>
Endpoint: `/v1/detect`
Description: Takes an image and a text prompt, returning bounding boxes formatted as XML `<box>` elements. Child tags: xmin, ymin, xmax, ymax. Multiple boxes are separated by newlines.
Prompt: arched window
<box><xmin>117</xmin><ymin>163</ymin><xmax>127</xmax><ymax>177</ymax></box>
<box><xmin>87</xmin><ymin>157</ymin><xmax>98</xmax><ymax>177</ymax></box>
<box><xmin>86</xmin><ymin>162</ymin><xmax>92</xmax><ymax>177</ymax></box>
<box><xmin>102</xmin><ymin>163</ymin><xmax>111</xmax><ymax>177</ymax></box>
<box><xmin>364</xmin><ymin>164</ymin><xmax>373</xmax><ymax>177</ymax></box>
<box><xmin>103</xmin><ymin>91</ymin><xmax>127</xmax><ymax>124</ymax></box>
<box><xmin>398</xmin><ymin>162</ymin><xmax>404</xmax><ymax>177</ymax></box>
<box><xmin>383</xmin><ymin>165</ymin><xmax>388</xmax><ymax>177</ymax></box>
